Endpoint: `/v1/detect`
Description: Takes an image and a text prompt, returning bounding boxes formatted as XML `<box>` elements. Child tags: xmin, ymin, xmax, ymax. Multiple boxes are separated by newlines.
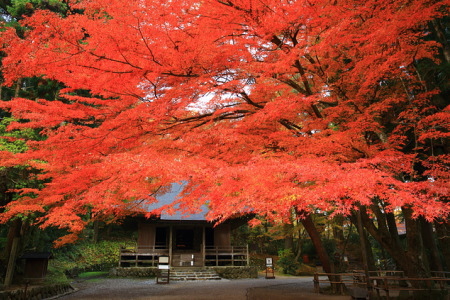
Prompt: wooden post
<box><xmin>231</xmin><ymin>246</ymin><xmax>234</xmax><ymax>266</ymax></box>
<box><xmin>314</xmin><ymin>273</ymin><xmax>319</xmax><ymax>293</ymax></box>
<box><xmin>216</xmin><ymin>248</ymin><xmax>218</xmax><ymax>266</ymax></box>
<box><xmin>246</xmin><ymin>244</ymin><xmax>249</xmax><ymax>266</ymax></box>
<box><xmin>169</xmin><ymin>225</ymin><xmax>173</xmax><ymax>267</ymax></box>
<box><xmin>202</xmin><ymin>226</ymin><xmax>205</xmax><ymax>267</ymax></box>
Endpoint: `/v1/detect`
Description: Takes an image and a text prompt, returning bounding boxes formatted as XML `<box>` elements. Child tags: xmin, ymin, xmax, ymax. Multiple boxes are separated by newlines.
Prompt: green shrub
<box><xmin>277</xmin><ymin>249</ymin><xmax>300</xmax><ymax>275</ymax></box>
<box><xmin>48</xmin><ymin>240</ymin><xmax>123</xmax><ymax>278</ymax></box>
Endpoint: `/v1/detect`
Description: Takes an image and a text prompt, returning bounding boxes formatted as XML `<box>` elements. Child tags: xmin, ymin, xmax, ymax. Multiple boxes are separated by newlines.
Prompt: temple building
<box><xmin>119</xmin><ymin>183</ymin><xmax>249</xmax><ymax>268</ymax></box>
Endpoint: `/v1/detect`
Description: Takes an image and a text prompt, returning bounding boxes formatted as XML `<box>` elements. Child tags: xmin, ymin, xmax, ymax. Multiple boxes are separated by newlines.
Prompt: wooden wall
<box><xmin>137</xmin><ymin>223</ymin><xmax>155</xmax><ymax>249</ymax></box>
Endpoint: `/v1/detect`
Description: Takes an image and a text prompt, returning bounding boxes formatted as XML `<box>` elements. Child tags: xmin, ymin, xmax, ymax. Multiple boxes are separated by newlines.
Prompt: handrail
<box><xmin>120</xmin><ymin>245</ymin><xmax>249</xmax><ymax>267</ymax></box>
<box><xmin>120</xmin><ymin>245</ymin><xmax>169</xmax><ymax>254</ymax></box>
<box><xmin>204</xmin><ymin>245</ymin><xmax>249</xmax><ymax>266</ymax></box>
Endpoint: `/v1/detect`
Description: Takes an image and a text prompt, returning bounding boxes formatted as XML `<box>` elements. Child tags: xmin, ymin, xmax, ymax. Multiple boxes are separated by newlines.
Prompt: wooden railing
<box><xmin>119</xmin><ymin>245</ymin><xmax>249</xmax><ymax>267</ymax></box>
<box><xmin>313</xmin><ymin>272</ymin><xmax>367</xmax><ymax>294</ymax></box>
<box><xmin>370</xmin><ymin>276</ymin><xmax>450</xmax><ymax>300</ymax></box>
<box><xmin>119</xmin><ymin>246</ymin><xmax>169</xmax><ymax>267</ymax></box>
<box><xmin>204</xmin><ymin>246</ymin><xmax>249</xmax><ymax>267</ymax></box>
<box><xmin>314</xmin><ymin>270</ymin><xmax>450</xmax><ymax>299</ymax></box>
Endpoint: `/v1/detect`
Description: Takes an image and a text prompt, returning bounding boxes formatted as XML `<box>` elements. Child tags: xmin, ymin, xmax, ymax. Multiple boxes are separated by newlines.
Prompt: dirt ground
<box><xmin>53</xmin><ymin>275</ymin><xmax>352</xmax><ymax>300</ymax></box>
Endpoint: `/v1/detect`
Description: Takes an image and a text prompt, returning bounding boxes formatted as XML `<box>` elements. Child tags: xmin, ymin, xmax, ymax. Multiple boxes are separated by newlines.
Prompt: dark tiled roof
<box><xmin>146</xmin><ymin>182</ymin><xmax>208</xmax><ymax>221</ymax></box>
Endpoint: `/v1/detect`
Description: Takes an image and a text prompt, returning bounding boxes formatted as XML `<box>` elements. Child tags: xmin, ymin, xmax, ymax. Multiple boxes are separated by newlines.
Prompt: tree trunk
<box><xmin>402</xmin><ymin>207</ymin><xmax>429</xmax><ymax>277</ymax></box>
<box><xmin>298</xmin><ymin>211</ymin><xmax>334</xmax><ymax>273</ymax></box>
<box><xmin>3</xmin><ymin>219</ymin><xmax>22</xmax><ymax>287</ymax></box>
<box><xmin>359</xmin><ymin>207</ymin><xmax>428</xmax><ymax>278</ymax></box>
<box><xmin>92</xmin><ymin>220</ymin><xmax>100</xmax><ymax>243</ymax></box>
<box><xmin>14</xmin><ymin>79</ymin><xmax>22</xmax><ymax>98</ymax></box>
<box><xmin>332</xmin><ymin>215</ymin><xmax>345</xmax><ymax>253</ymax></box>
<box><xmin>420</xmin><ymin>217</ymin><xmax>443</xmax><ymax>272</ymax></box>
<box><xmin>283</xmin><ymin>223</ymin><xmax>294</xmax><ymax>251</ymax></box>
<box><xmin>434</xmin><ymin>220</ymin><xmax>450</xmax><ymax>270</ymax></box>
<box><xmin>431</xmin><ymin>19</ymin><xmax>450</xmax><ymax>63</ymax></box>
<box><xmin>295</xmin><ymin>227</ymin><xmax>304</xmax><ymax>261</ymax></box>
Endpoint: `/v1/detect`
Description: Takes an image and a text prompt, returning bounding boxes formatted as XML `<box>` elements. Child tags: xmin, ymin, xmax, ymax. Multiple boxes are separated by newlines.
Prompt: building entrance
<box><xmin>175</xmin><ymin>228</ymin><xmax>195</xmax><ymax>250</ymax></box>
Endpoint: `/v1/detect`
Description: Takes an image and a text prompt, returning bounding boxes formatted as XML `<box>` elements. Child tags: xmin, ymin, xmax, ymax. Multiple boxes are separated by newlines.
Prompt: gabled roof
<box><xmin>145</xmin><ymin>182</ymin><xmax>209</xmax><ymax>221</ymax></box>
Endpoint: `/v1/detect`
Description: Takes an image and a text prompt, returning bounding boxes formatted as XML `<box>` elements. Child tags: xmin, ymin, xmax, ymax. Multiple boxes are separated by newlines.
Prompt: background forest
<box><xmin>0</xmin><ymin>0</ymin><xmax>449</xmax><ymax>289</ymax></box>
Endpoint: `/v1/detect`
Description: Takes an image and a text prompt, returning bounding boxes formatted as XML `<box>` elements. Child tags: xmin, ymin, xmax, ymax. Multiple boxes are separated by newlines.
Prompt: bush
<box><xmin>277</xmin><ymin>249</ymin><xmax>301</xmax><ymax>275</ymax></box>
<box><xmin>48</xmin><ymin>240</ymin><xmax>123</xmax><ymax>279</ymax></box>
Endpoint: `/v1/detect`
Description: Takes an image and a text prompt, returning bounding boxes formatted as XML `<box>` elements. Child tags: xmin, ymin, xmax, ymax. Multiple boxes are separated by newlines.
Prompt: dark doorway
<box><xmin>155</xmin><ymin>227</ymin><xmax>168</xmax><ymax>248</ymax></box>
<box><xmin>205</xmin><ymin>227</ymin><xmax>214</xmax><ymax>247</ymax></box>
<box><xmin>175</xmin><ymin>229</ymin><xmax>194</xmax><ymax>250</ymax></box>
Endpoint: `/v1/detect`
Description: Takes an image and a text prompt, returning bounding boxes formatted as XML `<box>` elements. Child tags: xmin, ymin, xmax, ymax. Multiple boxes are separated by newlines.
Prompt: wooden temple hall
<box><xmin>119</xmin><ymin>184</ymin><xmax>249</xmax><ymax>268</ymax></box>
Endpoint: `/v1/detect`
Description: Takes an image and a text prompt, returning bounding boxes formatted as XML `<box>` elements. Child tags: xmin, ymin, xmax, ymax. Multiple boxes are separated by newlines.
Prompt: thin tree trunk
<box><xmin>332</xmin><ymin>215</ymin><xmax>345</xmax><ymax>253</ymax></box>
<box><xmin>14</xmin><ymin>79</ymin><xmax>22</xmax><ymax>98</ymax></box>
<box><xmin>92</xmin><ymin>220</ymin><xmax>100</xmax><ymax>243</ymax></box>
<box><xmin>295</xmin><ymin>227</ymin><xmax>304</xmax><ymax>262</ymax></box>
<box><xmin>3</xmin><ymin>219</ymin><xmax>22</xmax><ymax>287</ymax></box>
<box><xmin>283</xmin><ymin>223</ymin><xmax>294</xmax><ymax>251</ymax></box>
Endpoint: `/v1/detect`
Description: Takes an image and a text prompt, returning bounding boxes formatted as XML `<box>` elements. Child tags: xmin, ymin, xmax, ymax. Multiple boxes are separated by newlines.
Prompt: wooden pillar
<box><xmin>169</xmin><ymin>225</ymin><xmax>173</xmax><ymax>266</ymax></box>
<box><xmin>202</xmin><ymin>225</ymin><xmax>206</xmax><ymax>267</ymax></box>
<box><xmin>246</xmin><ymin>244</ymin><xmax>250</xmax><ymax>266</ymax></box>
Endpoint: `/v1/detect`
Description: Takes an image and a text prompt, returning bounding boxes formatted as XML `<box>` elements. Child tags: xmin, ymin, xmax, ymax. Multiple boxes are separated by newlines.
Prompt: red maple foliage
<box><xmin>0</xmin><ymin>0</ymin><xmax>449</xmax><ymax>246</ymax></box>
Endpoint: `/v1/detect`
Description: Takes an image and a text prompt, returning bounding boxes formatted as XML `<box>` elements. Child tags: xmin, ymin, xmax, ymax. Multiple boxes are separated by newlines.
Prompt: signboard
<box><xmin>265</xmin><ymin>257</ymin><xmax>275</xmax><ymax>279</ymax></box>
<box><xmin>159</xmin><ymin>256</ymin><xmax>170</xmax><ymax>264</ymax></box>
<box><xmin>157</xmin><ymin>256</ymin><xmax>170</xmax><ymax>284</ymax></box>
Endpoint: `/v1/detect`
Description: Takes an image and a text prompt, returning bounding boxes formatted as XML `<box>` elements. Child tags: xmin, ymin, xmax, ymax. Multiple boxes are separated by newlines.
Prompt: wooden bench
<box><xmin>370</xmin><ymin>276</ymin><xmax>450</xmax><ymax>300</ymax></box>
<box><xmin>313</xmin><ymin>272</ymin><xmax>367</xmax><ymax>295</ymax></box>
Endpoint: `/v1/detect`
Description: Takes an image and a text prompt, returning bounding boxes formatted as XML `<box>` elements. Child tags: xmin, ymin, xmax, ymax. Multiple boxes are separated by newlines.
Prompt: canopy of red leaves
<box><xmin>1</xmin><ymin>0</ymin><xmax>449</xmax><ymax>245</ymax></box>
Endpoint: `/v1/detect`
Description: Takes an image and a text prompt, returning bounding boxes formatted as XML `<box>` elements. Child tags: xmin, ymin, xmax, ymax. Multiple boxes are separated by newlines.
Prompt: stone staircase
<box><xmin>170</xmin><ymin>268</ymin><xmax>222</xmax><ymax>281</ymax></box>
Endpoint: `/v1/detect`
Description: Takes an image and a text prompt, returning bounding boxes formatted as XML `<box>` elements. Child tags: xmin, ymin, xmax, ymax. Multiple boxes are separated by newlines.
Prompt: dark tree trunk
<box><xmin>3</xmin><ymin>219</ymin><xmax>22</xmax><ymax>287</ymax></box>
<box><xmin>298</xmin><ymin>211</ymin><xmax>334</xmax><ymax>273</ymax></box>
<box><xmin>283</xmin><ymin>223</ymin><xmax>294</xmax><ymax>251</ymax></box>
<box><xmin>92</xmin><ymin>220</ymin><xmax>100</xmax><ymax>243</ymax></box>
<box><xmin>420</xmin><ymin>217</ymin><xmax>443</xmax><ymax>272</ymax></box>
<box><xmin>332</xmin><ymin>215</ymin><xmax>345</xmax><ymax>252</ymax></box>
<box><xmin>402</xmin><ymin>207</ymin><xmax>429</xmax><ymax>277</ymax></box>
<box><xmin>359</xmin><ymin>205</ymin><xmax>429</xmax><ymax>278</ymax></box>
<box><xmin>434</xmin><ymin>220</ymin><xmax>450</xmax><ymax>270</ymax></box>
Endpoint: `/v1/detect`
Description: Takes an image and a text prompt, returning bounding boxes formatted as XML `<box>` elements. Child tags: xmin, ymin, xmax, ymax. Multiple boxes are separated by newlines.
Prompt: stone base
<box><xmin>210</xmin><ymin>266</ymin><xmax>258</xmax><ymax>279</ymax></box>
<box><xmin>110</xmin><ymin>266</ymin><xmax>258</xmax><ymax>279</ymax></box>
<box><xmin>0</xmin><ymin>283</ymin><xmax>75</xmax><ymax>300</ymax></box>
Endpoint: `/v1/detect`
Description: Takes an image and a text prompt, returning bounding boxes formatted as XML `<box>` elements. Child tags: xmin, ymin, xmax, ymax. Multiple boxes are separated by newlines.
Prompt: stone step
<box><xmin>169</xmin><ymin>268</ymin><xmax>222</xmax><ymax>281</ymax></box>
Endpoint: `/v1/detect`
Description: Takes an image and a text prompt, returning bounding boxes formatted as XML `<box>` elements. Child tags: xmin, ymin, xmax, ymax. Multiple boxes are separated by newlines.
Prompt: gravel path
<box><xmin>56</xmin><ymin>276</ymin><xmax>350</xmax><ymax>300</ymax></box>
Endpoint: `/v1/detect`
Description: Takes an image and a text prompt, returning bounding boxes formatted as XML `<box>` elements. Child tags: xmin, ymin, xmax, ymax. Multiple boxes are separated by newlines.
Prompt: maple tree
<box><xmin>0</xmin><ymin>0</ymin><xmax>449</xmax><ymax>276</ymax></box>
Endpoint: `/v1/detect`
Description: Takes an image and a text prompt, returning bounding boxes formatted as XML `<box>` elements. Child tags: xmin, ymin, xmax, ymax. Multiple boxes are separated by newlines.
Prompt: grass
<box><xmin>78</xmin><ymin>271</ymin><xmax>109</xmax><ymax>278</ymax></box>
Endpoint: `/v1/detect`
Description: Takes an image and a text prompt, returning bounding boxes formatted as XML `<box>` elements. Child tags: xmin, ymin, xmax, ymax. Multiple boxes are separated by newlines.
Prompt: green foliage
<box><xmin>49</xmin><ymin>240</ymin><xmax>122</xmax><ymax>276</ymax></box>
<box><xmin>0</xmin><ymin>117</ymin><xmax>37</xmax><ymax>153</ymax></box>
<box><xmin>78</xmin><ymin>271</ymin><xmax>109</xmax><ymax>278</ymax></box>
<box><xmin>76</xmin><ymin>240</ymin><xmax>122</xmax><ymax>267</ymax></box>
<box><xmin>277</xmin><ymin>249</ymin><xmax>301</xmax><ymax>275</ymax></box>
<box><xmin>7</xmin><ymin>0</ymin><xmax>68</xmax><ymax>19</ymax></box>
